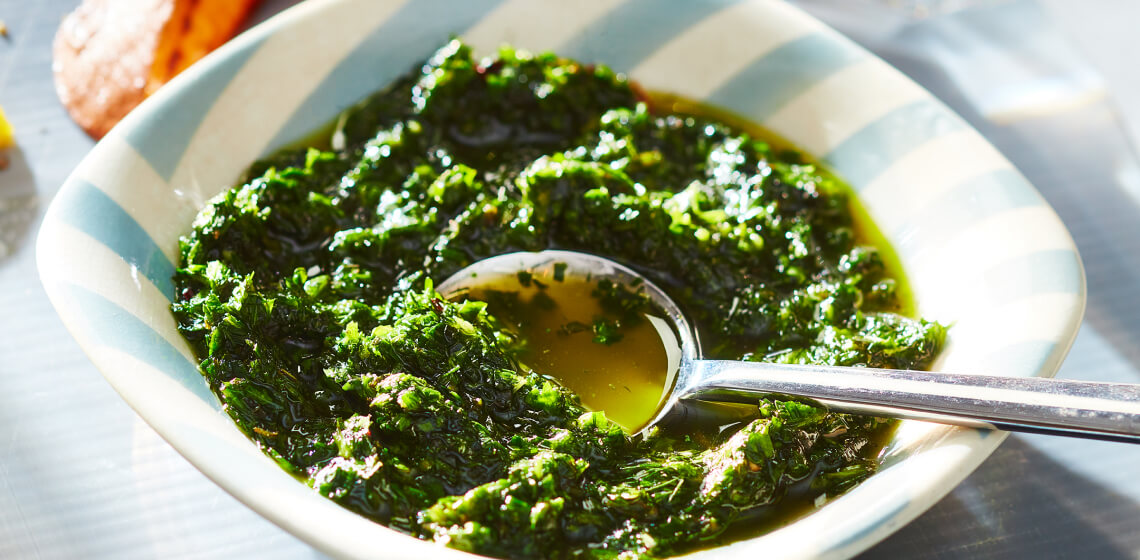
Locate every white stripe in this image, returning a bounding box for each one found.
[858,130,1011,234]
[629,2,820,99]
[937,293,1082,375]
[763,57,927,156]
[167,0,410,201]
[461,0,625,56]
[908,205,1075,290]
[907,207,1076,321]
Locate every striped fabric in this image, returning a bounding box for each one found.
[36,1,1085,559]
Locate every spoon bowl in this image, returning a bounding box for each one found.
[437,250,693,432]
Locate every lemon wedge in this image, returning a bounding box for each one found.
[0,105,13,149]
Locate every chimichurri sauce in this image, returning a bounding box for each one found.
[172,40,945,559]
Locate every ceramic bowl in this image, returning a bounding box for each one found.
[36,0,1085,558]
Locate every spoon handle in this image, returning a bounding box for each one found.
[684,361,1140,443]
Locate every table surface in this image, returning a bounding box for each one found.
[2,1,1139,558]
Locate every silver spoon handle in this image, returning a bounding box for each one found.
[684,360,1140,443]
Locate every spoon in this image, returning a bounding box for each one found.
[439,250,1140,443]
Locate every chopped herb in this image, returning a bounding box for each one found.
[591,317,624,345]
[172,40,944,559]
[558,321,591,337]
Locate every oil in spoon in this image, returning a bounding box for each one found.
[459,270,673,432]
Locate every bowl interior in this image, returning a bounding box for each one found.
[36,1,1084,559]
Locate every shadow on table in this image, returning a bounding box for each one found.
[0,145,41,266]
[861,435,1140,559]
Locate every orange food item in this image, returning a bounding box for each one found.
[53,0,262,138]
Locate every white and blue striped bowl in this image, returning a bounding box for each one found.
[36,0,1085,558]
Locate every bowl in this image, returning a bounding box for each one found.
[36,0,1085,558]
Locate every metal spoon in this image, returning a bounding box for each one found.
[439,250,1140,443]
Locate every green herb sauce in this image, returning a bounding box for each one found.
[172,40,945,559]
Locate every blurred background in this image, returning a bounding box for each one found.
[1,0,1138,558]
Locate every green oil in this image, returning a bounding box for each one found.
[463,274,671,432]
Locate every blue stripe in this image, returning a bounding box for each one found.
[825,100,965,190]
[54,179,176,300]
[263,0,506,155]
[124,35,267,181]
[984,249,1083,302]
[894,169,1042,256]
[66,284,218,407]
[558,0,740,73]
[981,340,1056,379]
[707,33,864,122]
